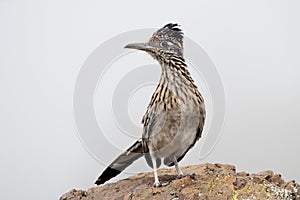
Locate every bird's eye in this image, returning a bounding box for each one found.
[160,41,173,47]
[160,41,168,47]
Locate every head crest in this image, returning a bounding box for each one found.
[163,23,183,37]
[151,23,184,48]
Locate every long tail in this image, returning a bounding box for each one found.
[95,139,144,185]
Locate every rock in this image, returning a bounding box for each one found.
[60,163,300,200]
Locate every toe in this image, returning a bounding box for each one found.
[177,174,184,179]
[177,173,196,179]
[161,181,170,186]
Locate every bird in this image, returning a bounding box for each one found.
[95,23,206,187]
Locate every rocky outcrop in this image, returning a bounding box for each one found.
[60,163,299,200]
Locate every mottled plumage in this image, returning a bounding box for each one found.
[95,23,205,186]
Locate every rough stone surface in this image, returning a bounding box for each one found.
[60,163,299,200]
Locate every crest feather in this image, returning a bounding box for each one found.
[151,23,184,47]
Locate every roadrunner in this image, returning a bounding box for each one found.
[95,23,205,187]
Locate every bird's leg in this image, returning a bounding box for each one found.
[174,157,195,179]
[151,156,161,187]
[151,156,170,187]
[174,157,184,176]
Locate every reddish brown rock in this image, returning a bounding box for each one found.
[60,163,299,200]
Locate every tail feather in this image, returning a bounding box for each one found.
[95,139,144,185]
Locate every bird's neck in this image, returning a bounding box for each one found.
[158,55,194,88]
[149,55,204,106]
[151,55,199,104]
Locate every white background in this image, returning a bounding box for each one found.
[1,1,299,199]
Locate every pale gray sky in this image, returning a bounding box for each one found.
[0,1,299,200]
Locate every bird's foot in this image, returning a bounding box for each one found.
[176,173,196,180]
[153,181,170,187]
[153,182,161,187]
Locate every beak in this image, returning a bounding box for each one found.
[124,43,153,52]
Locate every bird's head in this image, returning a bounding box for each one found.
[125,23,184,59]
